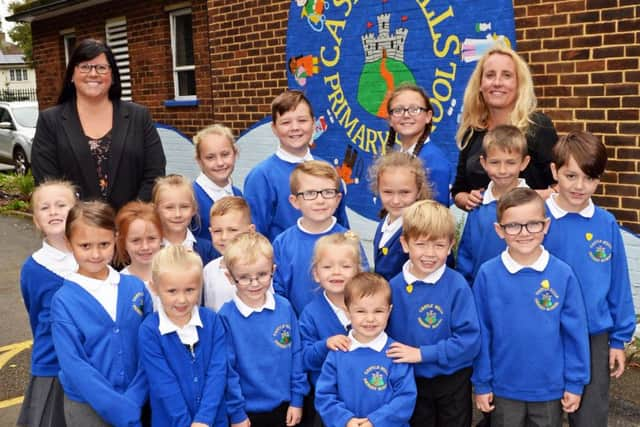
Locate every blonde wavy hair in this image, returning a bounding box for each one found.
[456,45,537,149]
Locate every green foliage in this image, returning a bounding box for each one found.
[8,1,33,64]
[0,172,33,213]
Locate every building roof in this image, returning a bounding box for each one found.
[7,0,111,23]
[0,53,26,65]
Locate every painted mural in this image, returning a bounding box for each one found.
[285,0,516,219]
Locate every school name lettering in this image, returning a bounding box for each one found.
[320,0,460,153]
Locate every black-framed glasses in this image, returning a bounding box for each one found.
[499,220,546,236]
[228,270,273,287]
[295,188,339,200]
[389,106,428,117]
[76,63,111,75]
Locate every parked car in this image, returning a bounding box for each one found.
[0,101,38,175]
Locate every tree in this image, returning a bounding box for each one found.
[8,0,33,64]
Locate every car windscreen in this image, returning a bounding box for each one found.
[13,107,38,128]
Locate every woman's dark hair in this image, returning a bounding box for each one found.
[57,38,122,104]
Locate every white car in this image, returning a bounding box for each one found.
[0,101,38,175]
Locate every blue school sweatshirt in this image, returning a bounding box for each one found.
[191,181,243,244]
[314,335,416,427]
[299,292,349,386]
[20,257,66,376]
[471,253,591,401]
[373,221,408,282]
[139,307,227,427]
[219,294,309,424]
[456,201,505,284]
[243,154,350,241]
[193,237,217,266]
[414,141,452,206]
[273,221,369,316]
[387,266,481,378]
[544,202,636,349]
[52,274,152,427]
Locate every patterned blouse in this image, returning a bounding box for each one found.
[87,132,112,198]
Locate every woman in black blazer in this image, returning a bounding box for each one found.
[32,38,166,210]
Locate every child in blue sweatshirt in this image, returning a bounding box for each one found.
[457,125,530,284]
[191,124,243,244]
[315,272,417,427]
[18,181,77,427]
[299,231,363,425]
[370,151,431,281]
[386,200,480,427]
[139,245,226,427]
[219,231,309,427]
[243,89,350,241]
[384,83,452,206]
[52,201,152,427]
[153,174,216,265]
[544,131,636,427]
[273,161,368,316]
[473,188,590,427]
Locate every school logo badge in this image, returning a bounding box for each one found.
[535,279,559,311]
[132,291,145,316]
[418,303,444,329]
[588,238,612,262]
[286,0,516,219]
[273,324,293,348]
[363,365,388,391]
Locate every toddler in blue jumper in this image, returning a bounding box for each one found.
[315,272,417,427]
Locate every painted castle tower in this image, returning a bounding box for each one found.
[361,13,408,63]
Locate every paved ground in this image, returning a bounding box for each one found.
[0,214,639,426]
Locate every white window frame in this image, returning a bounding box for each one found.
[62,31,76,65]
[169,8,196,100]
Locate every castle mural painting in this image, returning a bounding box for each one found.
[286,0,516,219]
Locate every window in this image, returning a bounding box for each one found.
[63,33,76,65]
[9,70,14,81]
[106,18,132,101]
[170,9,196,99]
[9,69,27,81]
[22,70,27,81]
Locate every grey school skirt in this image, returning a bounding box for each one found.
[17,375,66,427]
[62,395,109,427]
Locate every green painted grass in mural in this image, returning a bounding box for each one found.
[357,58,416,117]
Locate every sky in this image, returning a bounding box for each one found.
[0,0,16,42]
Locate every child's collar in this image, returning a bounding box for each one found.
[232,289,276,317]
[158,304,202,346]
[297,216,337,235]
[348,330,388,352]
[546,193,594,219]
[275,146,313,163]
[483,179,528,205]
[401,260,446,285]
[501,247,549,273]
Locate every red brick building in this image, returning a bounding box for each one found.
[10,0,640,231]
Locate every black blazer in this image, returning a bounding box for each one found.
[32,100,166,210]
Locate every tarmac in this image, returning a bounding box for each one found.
[0,214,638,426]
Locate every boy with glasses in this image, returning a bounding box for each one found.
[219,231,309,427]
[273,161,369,316]
[472,188,590,427]
[243,90,350,241]
[543,131,636,427]
[457,125,530,285]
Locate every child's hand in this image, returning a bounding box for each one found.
[475,392,495,413]
[346,418,369,427]
[326,334,351,351]
[456,189,484,211]
[561,391,581,413]
[609,348,626,378]
[231,419,251,427]
[191,423,208,427]
[359,420,373,427]
[386,342,422,363]
[286,405,302,426]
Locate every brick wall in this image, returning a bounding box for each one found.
[206,0,290,130]
[514,0,640,232]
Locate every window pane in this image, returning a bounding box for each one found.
[174,13,194,67]
[10,70,14,80]
[177,70,196,96]
[22,70,28,80]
